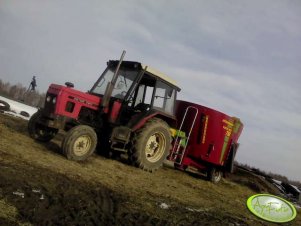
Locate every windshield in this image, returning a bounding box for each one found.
[91,67,139,100]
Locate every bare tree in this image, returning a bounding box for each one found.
[0,79,45,107]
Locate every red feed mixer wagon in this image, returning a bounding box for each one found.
[168,100,243,182]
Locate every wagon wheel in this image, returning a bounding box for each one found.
[207,167,222,183]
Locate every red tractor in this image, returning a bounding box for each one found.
[28,51,180,172]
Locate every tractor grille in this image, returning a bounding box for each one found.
[43,93,57,115]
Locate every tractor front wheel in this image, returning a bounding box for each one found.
[62,125,97,161]
[28,111,58,142]
[130,118,171,172]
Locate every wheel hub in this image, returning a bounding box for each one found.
[146,135,158,155]
[213,170,222,182]
[145,132,166,163]
[73,135,92,156]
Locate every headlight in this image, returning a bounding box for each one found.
[52,97,56,104]
[46,96,51,102]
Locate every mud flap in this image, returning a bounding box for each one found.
[225,143,238,173]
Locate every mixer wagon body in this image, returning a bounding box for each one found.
[169,100,243,182]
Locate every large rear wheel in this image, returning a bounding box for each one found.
[62,125,97,161]
[130,118,171,172]
[28,111,58,142]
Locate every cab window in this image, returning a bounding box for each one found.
[153,81,175,115]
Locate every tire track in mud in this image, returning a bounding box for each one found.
[0,160,170,226]
[0,159,252,226]
[0,161,114,225]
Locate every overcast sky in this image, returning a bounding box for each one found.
[1,0,300,181]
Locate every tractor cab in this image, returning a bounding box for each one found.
[90,60,180,126]
[89,60,180,156]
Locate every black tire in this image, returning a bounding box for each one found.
[95,132,111,158]
[0,100,10,111]
[28,111,58,142]
[130,118,171,172]
[62,125,97,161]
[207,167,222,183]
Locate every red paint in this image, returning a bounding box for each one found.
[131,112,159,131]
[172,100,243,171]
[47,84,101,119]
[109,100,122,123]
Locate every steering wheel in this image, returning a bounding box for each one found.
[134,103,150,112]
[114,91,127,99]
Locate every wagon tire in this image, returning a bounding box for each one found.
[130,118,171,172]
[28,111,58,142]
[207,167,222,183]
[62,125,97,161]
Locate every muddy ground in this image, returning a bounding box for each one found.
[0,113,300,225]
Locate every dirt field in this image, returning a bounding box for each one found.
[0,113,300,225]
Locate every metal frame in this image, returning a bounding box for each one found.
[171,106,198,164]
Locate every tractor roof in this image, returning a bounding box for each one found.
[141,64,180,90]
[108,60,180,91]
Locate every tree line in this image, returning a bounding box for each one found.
[0,79,45,107]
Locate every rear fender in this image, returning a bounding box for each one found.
[128,110,176,131]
